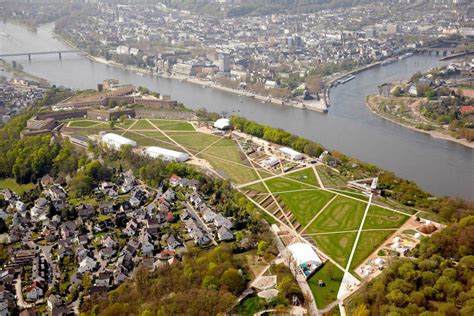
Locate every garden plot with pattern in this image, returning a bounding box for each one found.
[241,165,413,308]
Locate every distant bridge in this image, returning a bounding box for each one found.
[0,50,83,60]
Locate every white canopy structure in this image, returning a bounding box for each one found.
[287,242,322,278]
[145,146,189,162]
[102,133,136,150]
[279,147,304,160]
[213,118,230,130]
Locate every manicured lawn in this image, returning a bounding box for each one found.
[149,119,195,131]
[306,196,367,233]
[276,190,335,227]
[129,119,155,130]
[242,182,268,193]
[363,205,410,229]
[201,153,260,184]
[350,230,396,270]
[309,262,344,309]
[166,132,221,152]
[68,120,106,128]
[265,177,314,193]
[0,178,35,194]
[199,138,246,164]
[313,232,357,267]
[116,119,135,128]
[284,167,319,186]
[121,131,179,149]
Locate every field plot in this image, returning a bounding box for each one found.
[316,165,347,188]
[203,155,259,184]
[165,132,221,152]
[308,262,344,309]
[313,232,357,267]
[283,167,319,186]
[305,196,366,234]
[121,131,179,150]
[364,205,409,229]
[349,230,396,270]
[277,190,335,227]
[149,119,195,131]
[129,119,155,130]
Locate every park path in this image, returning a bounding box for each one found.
[344,193,373,274]
[236,140,296,230]
[312,165,325,188]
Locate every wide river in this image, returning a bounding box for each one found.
[1,22,473,200]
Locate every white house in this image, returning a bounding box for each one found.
[78,257,97,274]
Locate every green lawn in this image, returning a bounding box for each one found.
[265,177,314,193]
[68,120,106,128]
[276,190,335,227]
[313,232,357,267]
[305,196,367,233]
[199,138,246,163]
[350,230,396,270]
[363,205,410,229]
[121,131,179,149]
[201,153,260,184]
[309,262,344,309]
[151,120,195,131]
[129,119,155,130]
[283,167,319,186]
[166,132,221,152]
[330,189,370,202]
[242,182,268,193]
[0,178,35,194]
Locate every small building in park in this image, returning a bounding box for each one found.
[287,242,323,279]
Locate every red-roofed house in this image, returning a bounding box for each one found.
[460,105,474,114]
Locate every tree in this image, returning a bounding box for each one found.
[353,304,370,316]
[220,268,245,295]
[257,240,268,257]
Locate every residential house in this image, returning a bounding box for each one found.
[217,226,234,241]
[214,214,233,229]
[78,257,97,274]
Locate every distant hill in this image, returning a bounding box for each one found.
[154,0,375,17]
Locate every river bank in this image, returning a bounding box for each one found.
[0,59,49,86]
[53,31,328,113]
[365,95,473,149]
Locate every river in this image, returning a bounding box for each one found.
[1,22,472,200]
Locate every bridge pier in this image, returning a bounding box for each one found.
[58,52,62,60]
[28,54,31,61]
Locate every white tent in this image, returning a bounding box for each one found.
[102,133,136,150]
[287,242,322,278]
[145,146,189,162]
[213,118,230,130]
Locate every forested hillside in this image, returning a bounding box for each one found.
[348,215,474,315]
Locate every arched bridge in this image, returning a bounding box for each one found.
[0,50,83,60]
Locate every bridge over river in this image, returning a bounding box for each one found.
[0,50,82,60]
